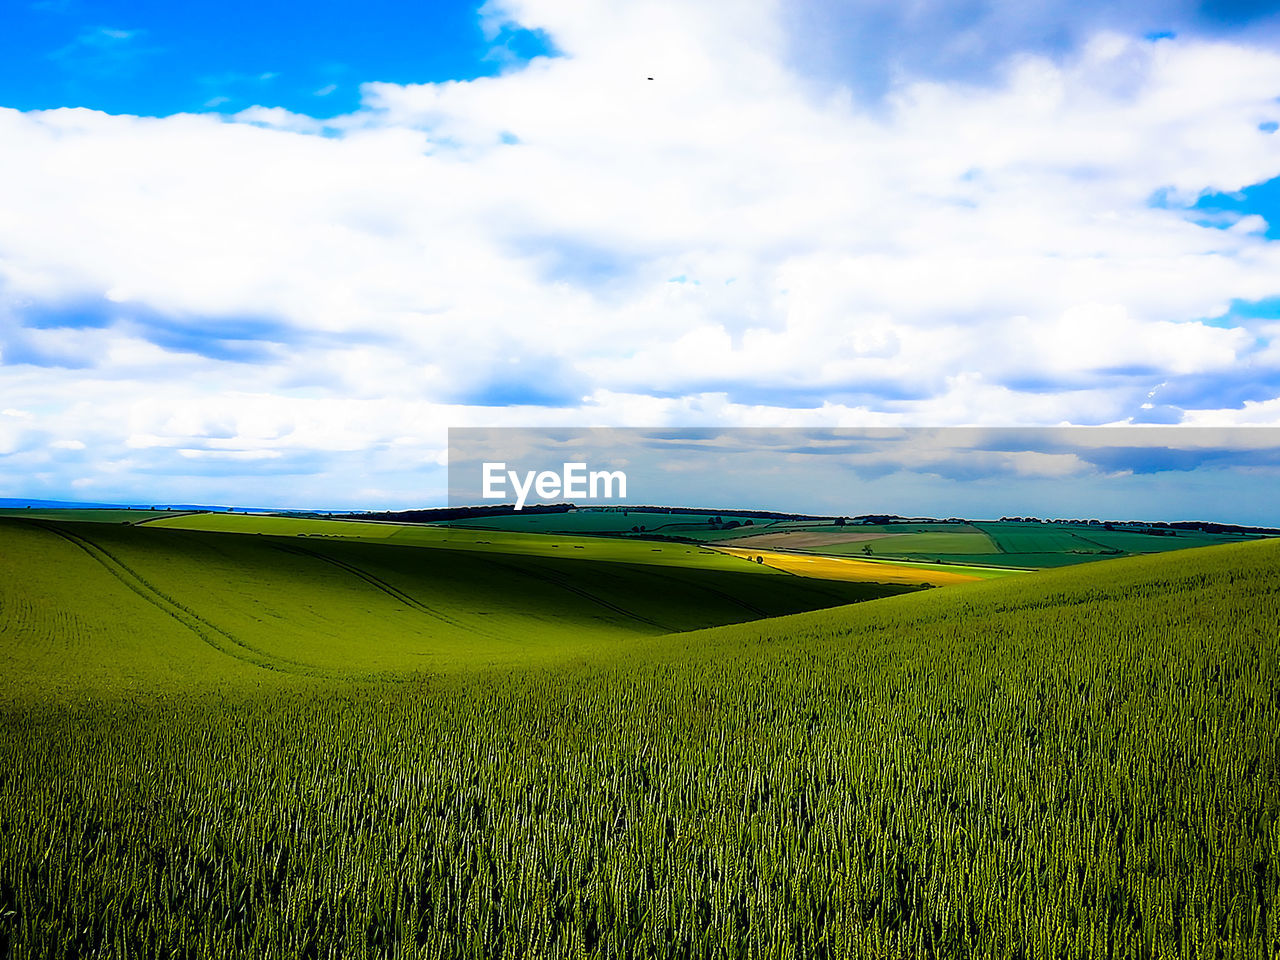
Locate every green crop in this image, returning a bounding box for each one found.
[0,522,1276,958]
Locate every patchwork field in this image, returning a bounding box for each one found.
[424,510,1270,570]
[715,518,1266,568]
[713,530,896,550]
[145,511,805,573]
[1,513,1276,957]
[0,517,910,696]
[0,507,180,523]
[711,546,1020,584]
[436,510,773,536]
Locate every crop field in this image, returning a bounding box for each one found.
[440,510,772,536]
[824,531,1000,556]
[720,520,1267,569]
[145,512,407,538]
[0,513,1276,957]
[146,512,806,574]
[710,546,1020,584]
[963,522,1261,568]
[0,518,902,695]
[138,511,1273,571]
[0,507,179,524]
[712,531,894,551]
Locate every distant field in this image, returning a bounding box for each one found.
[713,530,894,550]
[440,510,774,536]
[0,507,178,523]
[967,521,1262,567]
[0,517,910,696]
[719,519,1266,569]
[147,511,405,538]
[147,512,800,574]
[826,531,1000,556]
[1,528,1275,956]
[712,546,1021,584]
[24,510,1273,575]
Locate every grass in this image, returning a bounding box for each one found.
[0,507,179,524]
[146,512,407,539]
[0,520,1276,956]
[710,546,1022,584]
[439,510,771,536]
[145,512,794,573]
[825,531,999,556]
[971,521,1254,559]
[0,518,909,697]
[143,512,1273,572]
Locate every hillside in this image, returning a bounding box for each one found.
[0,517,909,698]
[0,531,1275,956]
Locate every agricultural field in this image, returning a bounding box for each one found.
[0,517,903,695]
[754,530,1000,557]
[145,512,806,575]
[138,510,1275,571]
[965,522,1263,568]
[711,546,1021,584]
[0,512,1276,957]
[0,507,180,524]
[438,509,775,536]
[713,519,1269,569]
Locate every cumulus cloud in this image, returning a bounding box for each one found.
[2,0,1280,504]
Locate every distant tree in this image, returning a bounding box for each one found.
[862,545,872,555]
[834,517,846,526]
[743,519,753,526]
[755,556,763,564]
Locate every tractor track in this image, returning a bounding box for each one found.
[20,520,315,674]
[476,555,672,631]
[272,543,505,640]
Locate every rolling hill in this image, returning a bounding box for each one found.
[0,519,1275,957]
[0,517,911,697]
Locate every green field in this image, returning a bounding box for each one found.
[0,518,902,695]
[963,522,1262,568]
[439,510,775,536]
[145,511,407,538]
[827,531,999,556]
[721,519,1267,569]
[145,512,811,574]
[127,510,1276,572]
[1,514,1276,957]
[0,507,180,524]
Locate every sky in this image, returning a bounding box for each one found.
[448,428,1280,526]
[3,0,1280,513]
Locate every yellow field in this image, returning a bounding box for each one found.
[713,546,987,585]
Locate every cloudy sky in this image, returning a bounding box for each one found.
[448,427,1280,524]
[3,0,1280,509]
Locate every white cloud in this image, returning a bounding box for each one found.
[3,2,1280,504]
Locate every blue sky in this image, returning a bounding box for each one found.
[448,428,1280,525]
[2,1,1280,514]
[1,1,555,117]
